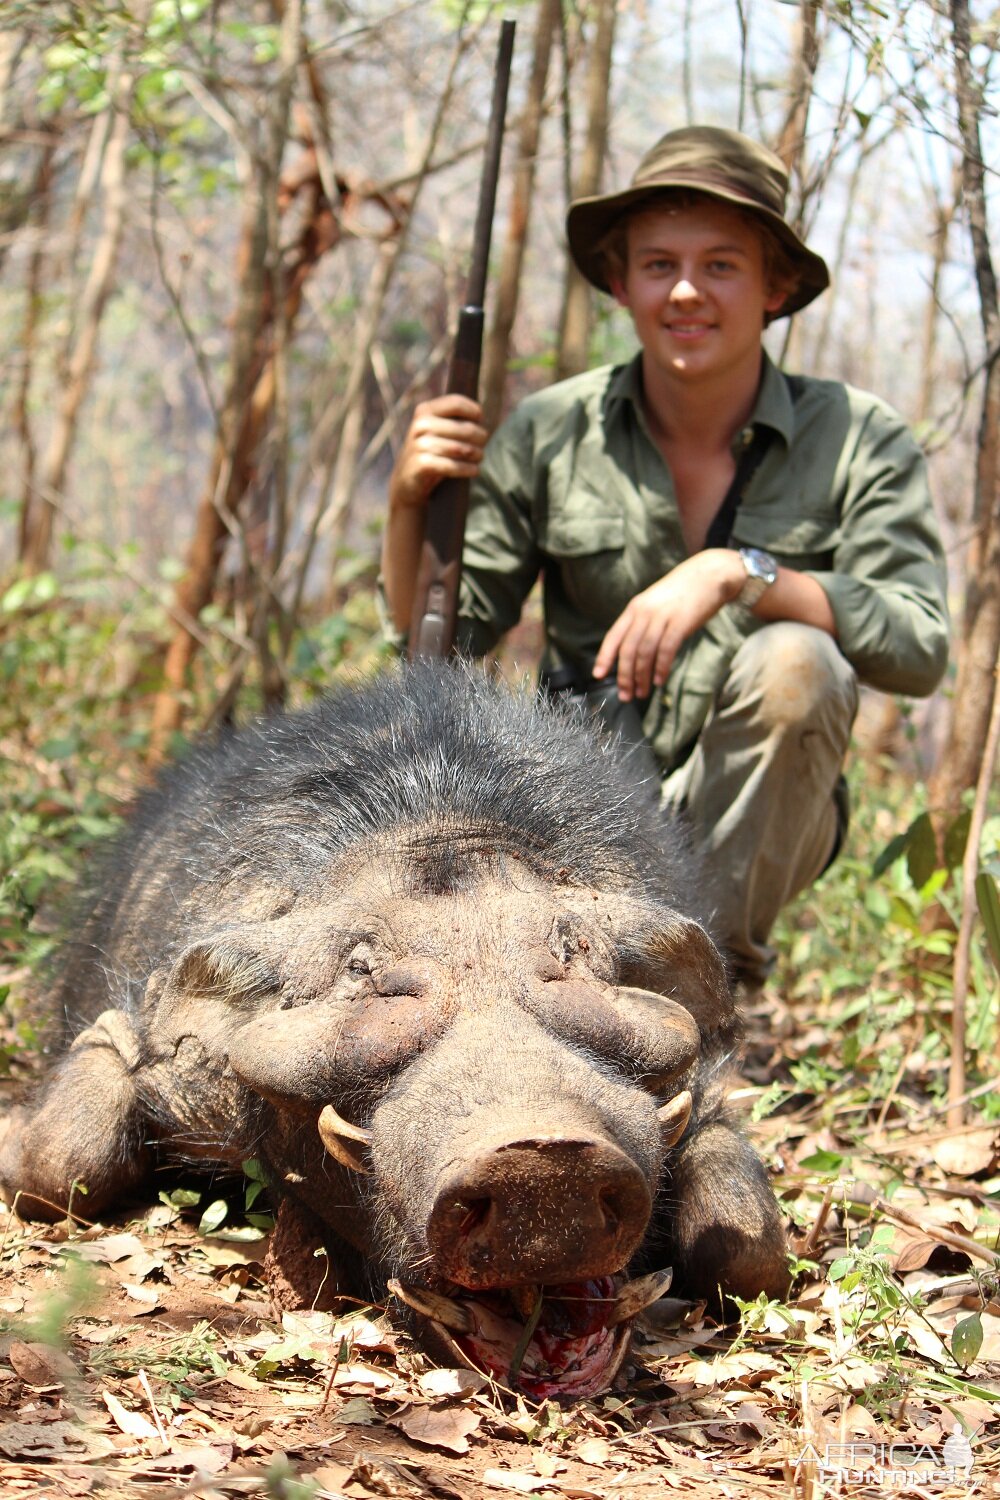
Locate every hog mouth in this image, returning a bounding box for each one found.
[389,1267,671,1401]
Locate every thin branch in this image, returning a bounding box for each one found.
[948,648,1000,1128]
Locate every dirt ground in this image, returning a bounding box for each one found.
[4,997,1000,1500]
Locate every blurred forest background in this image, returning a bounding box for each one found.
[0,0,998,1106]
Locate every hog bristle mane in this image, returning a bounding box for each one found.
[52,663,713,1035]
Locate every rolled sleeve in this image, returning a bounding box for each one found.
[805,403,949,696]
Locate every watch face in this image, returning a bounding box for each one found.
[740,548,779,586]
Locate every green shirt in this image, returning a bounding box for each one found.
[452,351,948,774]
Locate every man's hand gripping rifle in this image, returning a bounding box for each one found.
[408,19,515,661]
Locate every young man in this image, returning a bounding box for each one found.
[382,126,948,987]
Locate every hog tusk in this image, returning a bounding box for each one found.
[607,1266,674,1328]
[657,1089,692,1149]
[387,1278,474,1335]
[318,1103,372,1174]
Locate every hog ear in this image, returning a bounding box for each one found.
[619,914,736,1039]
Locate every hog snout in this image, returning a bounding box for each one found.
[426,1135,652,1289]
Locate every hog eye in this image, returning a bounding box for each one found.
[345,946,374,978]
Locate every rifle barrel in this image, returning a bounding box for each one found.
[466,17,516,310]
[408,18,515,663]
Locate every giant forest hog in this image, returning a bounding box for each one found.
[0,664,787,1399]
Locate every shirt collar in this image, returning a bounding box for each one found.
[605,348,795,447]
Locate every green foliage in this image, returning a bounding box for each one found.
[774,758,999,1070]
[94,1318,230,1395]
[0,548,382,1069]
[0,569,149,1020]
[977,873,1000,975]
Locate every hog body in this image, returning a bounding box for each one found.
[0,665,787,1398]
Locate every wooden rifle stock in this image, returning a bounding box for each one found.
[409,18,515,661]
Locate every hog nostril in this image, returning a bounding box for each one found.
[599,1188,623,1234]
[457,1197,492,1239]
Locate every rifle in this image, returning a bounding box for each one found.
[408,18,515,661]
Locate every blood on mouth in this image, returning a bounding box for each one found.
[391,1268,672,1401]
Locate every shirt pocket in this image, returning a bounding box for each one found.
[542,508,630,626]
[730,509,840,570]
[544,510,626,558]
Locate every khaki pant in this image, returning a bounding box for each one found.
[661,622,859,987]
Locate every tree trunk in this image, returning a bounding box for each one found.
[774,0,821,194]
[928,0,1000,824]
[555,0,617,382]
[916,164,962,428]
[14,136,56,564]
[148,0,304,758]
[481,0,559,430]
[23,93,133,571]
[147,143,341,759]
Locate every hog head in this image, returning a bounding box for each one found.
[207,830,725,1400]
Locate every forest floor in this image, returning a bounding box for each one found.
[2,989,999,1500]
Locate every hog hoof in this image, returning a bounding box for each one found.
[0,1010,149,1221]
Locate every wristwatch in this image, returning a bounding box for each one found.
[736,547,779,609]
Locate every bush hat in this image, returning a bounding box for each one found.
[566,125,830,319]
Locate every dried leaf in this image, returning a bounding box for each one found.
[336,1362,399,1393]
[130,1443,232,1477]
[333,1313,397,1353]
[7,1340,75,1387]
[350,1454,428,1496]
[122,1283,162,1313]
[118,1249,165,1281]
[335,1397,379,1425]
[102,1389,160,1441]
[416,1367,486,1399]
[574,1437,612,1466]
[310,1462,354,1493]
[724,1401,773,1436]
[533,1451,565,1478]
[483,1471,553,1494]
[200,1239,264,1268]
[931,1130,996,1178]
[392,1405,482,1453]
[892,1235,939,1273]
[69,1232,145,1263]
[0,1420,117,1460]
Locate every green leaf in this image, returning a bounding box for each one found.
[905,812,937,890]
[198,1198,228,1234]
[160,1187,201,1208]
[977,872,1000,974]
[873,830,910,878]
[951,1312,983,1368]
[944,808,972,869]
[2,577,37,613]
[800,1148,846,1175]
[244,1212,274,1231]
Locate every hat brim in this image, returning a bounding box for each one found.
[566,179,830,319]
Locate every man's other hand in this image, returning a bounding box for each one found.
[592,550,745,702]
